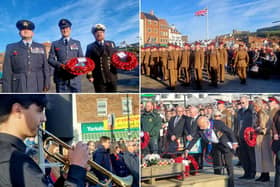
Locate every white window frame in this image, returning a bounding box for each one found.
[97,99,107,117]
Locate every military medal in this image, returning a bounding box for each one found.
[70,43,78,50]
[31,47,44,54]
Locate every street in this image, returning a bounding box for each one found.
[0,66,139,93]
[141,72,280,93]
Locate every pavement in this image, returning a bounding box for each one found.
[141,157,275,187]
[141,72,280,93]
[0,66,139,93]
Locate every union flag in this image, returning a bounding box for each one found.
[195,8,208,16]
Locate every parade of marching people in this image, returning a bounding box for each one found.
[141,0,280,92]
[141,41,280,91]
[141,93,280,187]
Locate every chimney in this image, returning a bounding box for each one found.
[150,10,154,15]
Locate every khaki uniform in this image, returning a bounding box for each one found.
[218,48,228,82]
[167,50,177,88]
[234,49,249,82]
[192,49,204,89]
[159,50,168,80]
[143,50,151,76]
[174,50,180,79]
[150,50,159,78]
[207,49,220,85]
[180,49,190,84]
[205,49,211,80]
[255,110,274,172]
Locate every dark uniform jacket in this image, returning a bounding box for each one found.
[2,41,50,92]
[86,41,117,84]
[0,133,86,187]
[141,111,162,139]
[123,151,139,187]
[185,120,237,153]
[48,38,83,83]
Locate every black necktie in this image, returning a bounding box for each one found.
[98,41,104,48]
[174,116,179,127]
[64,39,68,46]
[26,43,30,48]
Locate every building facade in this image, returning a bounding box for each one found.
[76,94,140,141]
[169,25,184,47]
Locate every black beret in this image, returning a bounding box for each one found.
[16,20,35,31]
[58,19,72,29]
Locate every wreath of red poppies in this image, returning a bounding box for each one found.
[244,127,257,147]
[187,155,199,175]
[111,51,138,71]
[141,132,150,149]
[65,57,95,75]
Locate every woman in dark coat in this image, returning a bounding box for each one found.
[110,143,130,177]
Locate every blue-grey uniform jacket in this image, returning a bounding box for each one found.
[2,41,50,92]
[48,38,83,83]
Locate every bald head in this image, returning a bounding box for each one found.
[197,116,209,130]
[145,102,153,112]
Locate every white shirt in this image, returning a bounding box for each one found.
[204,122,219,143]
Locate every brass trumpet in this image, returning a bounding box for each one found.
[39,128,133,187]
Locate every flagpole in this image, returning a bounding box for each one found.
[206,7,209,40]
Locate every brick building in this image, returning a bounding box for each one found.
[76,94,140,141]
[140,10,169,46]
[158,19,169,45]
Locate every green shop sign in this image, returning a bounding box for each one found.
[81,122,104,133]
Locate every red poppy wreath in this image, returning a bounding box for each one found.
[111,51,138,71]
[65,57,95,75]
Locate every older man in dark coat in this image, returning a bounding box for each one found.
[167,105,192,152]
[185,116,238,187]
[234,96,256,179]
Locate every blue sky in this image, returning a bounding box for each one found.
[0,0,139,52]
[141,0,280,42]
